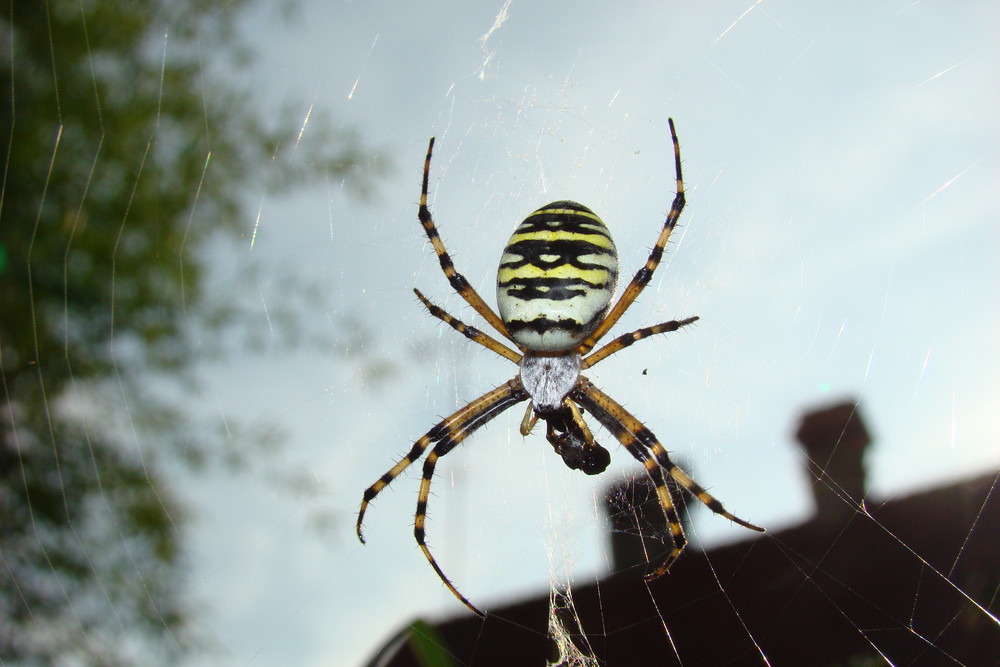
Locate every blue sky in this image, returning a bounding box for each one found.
[177,2,999,663]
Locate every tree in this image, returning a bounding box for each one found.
[0,1,379,662]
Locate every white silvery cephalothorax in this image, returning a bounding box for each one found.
[518,353,581,413]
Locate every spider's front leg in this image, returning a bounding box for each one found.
[572,376,764,579]
[357,378,529,616]
[356,379,528,545]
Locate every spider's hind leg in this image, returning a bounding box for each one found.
[417,137,513,342]
[578,118,687,354]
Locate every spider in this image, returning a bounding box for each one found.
[356,119,763,616]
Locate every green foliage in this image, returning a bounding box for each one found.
[0,0,380,662]
[408,620,457,667]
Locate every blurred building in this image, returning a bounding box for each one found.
[366,400,1000,666]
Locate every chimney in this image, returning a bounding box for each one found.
[604,470,689,575]
[795,399,871,525]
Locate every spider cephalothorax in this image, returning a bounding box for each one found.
[356,119,763,616]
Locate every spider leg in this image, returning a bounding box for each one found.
[357,378,528,616]
[582,316,699,370]
[519,402,538,436]
[572,376,763,579]
[415,445,482,615]
[418,137,515,343]
[413,379,529,616]
[414,288,522,364]
[357,378,527,544]
[578,118,686,354]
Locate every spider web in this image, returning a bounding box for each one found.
[2,1,998,665]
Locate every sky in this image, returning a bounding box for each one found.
[169,1,999,664]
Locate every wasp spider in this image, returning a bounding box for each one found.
[356,119,763,616]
